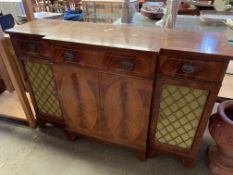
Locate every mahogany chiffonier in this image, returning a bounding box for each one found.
[6,20,233,166]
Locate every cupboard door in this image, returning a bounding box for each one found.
[23,60,63,124]
[148,73,222,161]
[53,64,101,137]
[154,83,209,149]
[100,73,153,150]
[148,77,222,166]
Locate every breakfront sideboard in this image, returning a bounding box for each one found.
[7,20,233,167]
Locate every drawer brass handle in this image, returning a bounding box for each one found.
[64,51,74,61]
[181,64,195,74]
[28,43,37,52]
[122,59,134,71]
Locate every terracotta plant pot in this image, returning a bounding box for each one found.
[208,101,233,175]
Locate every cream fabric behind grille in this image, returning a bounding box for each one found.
[155,84,209,149]
[25,61,62,118]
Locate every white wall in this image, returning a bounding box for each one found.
[0,0,25,19]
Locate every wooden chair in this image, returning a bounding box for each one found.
[33,0,82,12]
[68,0,82,10]
[33,0,53,12]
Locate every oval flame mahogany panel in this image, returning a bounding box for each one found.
[101,74,153,144]
[53,65,100,134]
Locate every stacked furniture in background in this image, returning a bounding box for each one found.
[32,0,82,13]
[83,0,138,23]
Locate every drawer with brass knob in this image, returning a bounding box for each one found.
[50,42,156,78]
[158,56,226,82]
[11,37,50,59]
[107,53,155,78]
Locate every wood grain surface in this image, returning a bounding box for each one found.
[7,22,232,163]
[6,20,233,58]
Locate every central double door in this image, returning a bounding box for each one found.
[52,64,153,151]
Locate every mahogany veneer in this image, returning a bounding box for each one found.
[6,20,233,166]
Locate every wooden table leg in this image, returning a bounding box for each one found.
[0,27,36,128]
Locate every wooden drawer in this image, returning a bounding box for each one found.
[11,37,50,59]
[51,43,156,78]
[51,45,106,69]
[106,52,155,78]
[159,55,226,82]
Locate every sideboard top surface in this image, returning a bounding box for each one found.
[7,20,233,58]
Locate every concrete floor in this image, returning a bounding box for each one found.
[0,119,214,175]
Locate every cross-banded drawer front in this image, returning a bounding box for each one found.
[50,43,156,78]
[51,45,107,69]
[155,84,209,149]
[107,53,155,78]
[12,37,50,59]
[159,56,226,82]
[24,61,62,118]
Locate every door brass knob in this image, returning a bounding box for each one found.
[64,51,74,61]
[28,43,37,52]
[181,64,195,74]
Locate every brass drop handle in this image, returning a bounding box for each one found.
[181,64,195,74]
[122,59,134,71]
[64,51,74,61]
[28,43,37,52]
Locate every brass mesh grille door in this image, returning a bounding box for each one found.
[155,84,209,149]
[24,61,62,118]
